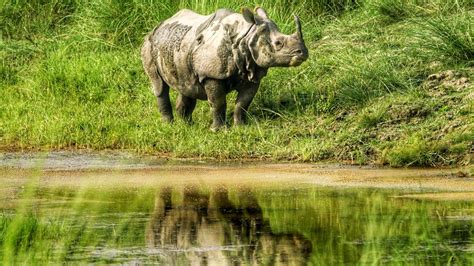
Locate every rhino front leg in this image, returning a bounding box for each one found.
[234,83,259,126]
[204,79,227,131]
[176,94,197,123]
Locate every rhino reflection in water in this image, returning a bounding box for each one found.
[146,187,312,265]
[141,7,308,131]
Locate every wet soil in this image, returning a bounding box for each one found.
[0,151,472,195]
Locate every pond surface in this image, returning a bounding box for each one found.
[0,154,473,264]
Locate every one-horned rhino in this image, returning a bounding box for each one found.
[141,7,308,131]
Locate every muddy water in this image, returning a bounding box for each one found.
[0,153,473,264]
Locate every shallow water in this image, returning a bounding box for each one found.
[0,155,473,264]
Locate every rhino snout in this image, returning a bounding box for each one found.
[289,47,309,66]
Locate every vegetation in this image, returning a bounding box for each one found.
[1,0,472,166]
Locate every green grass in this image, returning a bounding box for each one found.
[1,0,473,166]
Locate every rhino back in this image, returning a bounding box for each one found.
[150,9,255,99]
[191,12,259,83]
[191,10,241,81]
[151,10,208,98]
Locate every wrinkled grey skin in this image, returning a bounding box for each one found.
[141,7,308,131]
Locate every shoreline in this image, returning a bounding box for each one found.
[1,150,471,170]
[1,151,472,194]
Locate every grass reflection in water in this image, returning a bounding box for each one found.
[0,177,473,264]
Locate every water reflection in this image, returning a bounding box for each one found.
[147,187,312,265]
[0,181,472,264]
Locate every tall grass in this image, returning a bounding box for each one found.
[416,12,473,63]
[0,0,77,40]
[1,0,359,45]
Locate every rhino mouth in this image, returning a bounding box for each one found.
[288,48,308,66]
[289,54,307,66]
[289,57,303,66]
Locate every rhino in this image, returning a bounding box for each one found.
[141,7,308,131]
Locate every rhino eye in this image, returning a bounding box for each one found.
[274,40,283,50]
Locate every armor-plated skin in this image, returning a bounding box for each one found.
[141,7,308,131]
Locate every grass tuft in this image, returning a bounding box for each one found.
[377,0,416,22]
[385,136,446,167]
[416,12,473,63]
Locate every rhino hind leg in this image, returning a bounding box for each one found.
[148,70,173,123]
[176,94,197,123]
[154,81,173,123]
[141,38,173,123]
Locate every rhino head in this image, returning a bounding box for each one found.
[243,7,309,68]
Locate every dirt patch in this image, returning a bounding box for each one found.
[424,70,471,97]
[1,152,472,192]
[1,164,472,192]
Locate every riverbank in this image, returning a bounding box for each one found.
[1,1,472,166]
[1,151,473,191]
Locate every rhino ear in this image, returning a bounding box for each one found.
[242,7,265,25]
[254,7,268,19]
[241,8,255,24]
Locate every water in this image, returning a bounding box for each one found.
[0,161,473,264]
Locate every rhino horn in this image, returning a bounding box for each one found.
[294,15,303,40]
